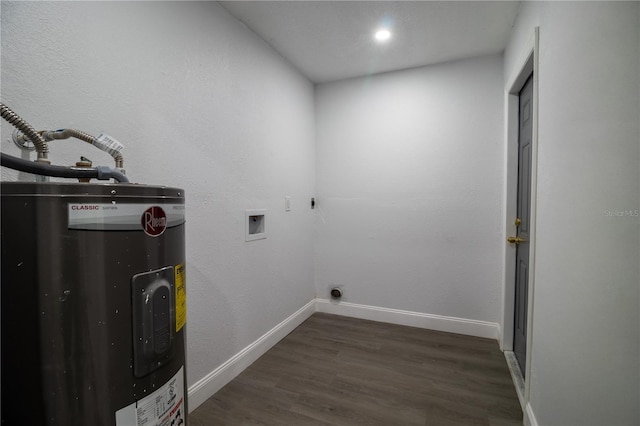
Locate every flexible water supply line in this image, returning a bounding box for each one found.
[45,129,124,170]
[15,128,125,170]
[0,103,49,162]
[1,101,128,183]
[0,152,129,183]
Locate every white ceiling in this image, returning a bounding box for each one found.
[219,1,521,84]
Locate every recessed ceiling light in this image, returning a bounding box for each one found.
[374,29,391,42]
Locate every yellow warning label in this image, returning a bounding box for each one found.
[175,263,186,332]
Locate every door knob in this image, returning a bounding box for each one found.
[507,236,527,244]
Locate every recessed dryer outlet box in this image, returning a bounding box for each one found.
[245,209,266,241]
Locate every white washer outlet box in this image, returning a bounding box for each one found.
[245,209,266,241]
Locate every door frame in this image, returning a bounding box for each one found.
[501,27,539,408]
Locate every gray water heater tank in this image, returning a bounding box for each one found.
[1,182,187,426]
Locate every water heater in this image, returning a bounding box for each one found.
[1,182,187,425]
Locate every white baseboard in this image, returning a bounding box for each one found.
[504,351,526,409]
[524,402,538,426]
[315,299,499,340]
[187,299,316,413]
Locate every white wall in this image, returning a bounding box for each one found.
[1,0,316,397]
[5,2,637,423]
[505,2,640,425]
[315,55,504,326]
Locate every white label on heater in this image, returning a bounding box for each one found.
[93,133,124,157]
[115,366,185,426]
[68,203,185,231]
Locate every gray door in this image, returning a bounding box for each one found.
[513,74,533,377]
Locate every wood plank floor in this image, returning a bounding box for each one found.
[189,313,523,426]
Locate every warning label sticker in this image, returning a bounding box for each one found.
[175,263,186,332]
[115,366,185,426]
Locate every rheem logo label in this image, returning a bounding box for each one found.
[142,206,167,237]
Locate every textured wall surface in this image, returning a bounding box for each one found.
[505,2,640,425]
[315,55,504,323]
[1,1,316,389]
[6,2,637,424]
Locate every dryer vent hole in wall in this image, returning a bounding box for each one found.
[330,287,342,299]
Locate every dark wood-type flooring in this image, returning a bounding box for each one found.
[189,313,523,426]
